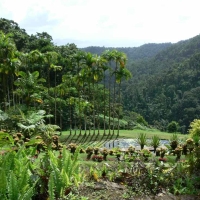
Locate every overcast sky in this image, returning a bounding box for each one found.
[0,0,200,48]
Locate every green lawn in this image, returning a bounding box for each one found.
[59,128,188,146]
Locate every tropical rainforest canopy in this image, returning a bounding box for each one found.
[1,18,200,133]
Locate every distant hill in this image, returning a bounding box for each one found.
[121,34,200,132]
[81,43,172,61]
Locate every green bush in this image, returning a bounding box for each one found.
[136,115,148,126]
[167,121,179,133]
[188,119,200,137]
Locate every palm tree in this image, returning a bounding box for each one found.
[43,51,59,123]
[98,55,109,135]
[43,51,59,92]
[101,50,114,135]
[93,55,106,135]
[50,65,62,125]
[72,50,85,135]
[14,71,46,108]
[0,31,20,110]
[61,73,73,134]
[115,67,132,136]
[84,52,97,134]
[28,50,45,73]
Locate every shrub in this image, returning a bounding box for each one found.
[137,133,147,149]
[150,135,160,153]
[189,119,200,137]
[167,121,179,133]
[136,115,148,126]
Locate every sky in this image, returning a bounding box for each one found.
[0,0,200,48]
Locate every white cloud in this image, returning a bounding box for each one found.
[0,0,200,47]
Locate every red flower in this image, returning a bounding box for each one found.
[159,157,167,162]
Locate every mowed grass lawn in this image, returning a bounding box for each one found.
[60,128,187,141]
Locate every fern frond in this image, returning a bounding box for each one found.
[48,150,58,166]
[50,161,63,197]
[20,186,34,200]
[18,164,29,190]
[8,171,19,200]
[0,169,7,195]
[0,132,14,147]
[2,151,16,173]
[48,173,55,200]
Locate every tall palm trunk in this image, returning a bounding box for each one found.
[96,83,100,135]
[92,80,96,135]
[103,72,106,135]
[88,82,91,135]
[74,97,77,135]
[48,66,51,124]
[69,99,72,135]
[112,62,118,135]
[54,70,57,125]
[117,80,121,137]
[2,74,7,111]
[12,75,16,108]
[108,68,112,135]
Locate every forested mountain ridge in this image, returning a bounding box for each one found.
[122,34,200,133]
[82,43,172,61]
[1,17,200,133]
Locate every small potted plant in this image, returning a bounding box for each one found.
[109,149,114,156]
[128,146,135,156]
[101,148,109,161]
[186,138,194,153]
[182,144,187,155]
[156,148,161,156]
[170,133,179,150]
[174,146,182,161]
[160,147,167,158]
[94,147,100,155]
[86,146,94,160]
[52,135,59,149]
[141,148,151,161]
[68,143,77,154]
[170,140,178,151]
[116,151,121,161]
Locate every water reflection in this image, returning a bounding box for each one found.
[103,139,169,149]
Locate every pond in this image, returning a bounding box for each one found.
[103,138,170,149]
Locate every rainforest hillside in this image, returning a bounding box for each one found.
[82,43,172,61]
[122,34,200,133]
[1,18,200,133]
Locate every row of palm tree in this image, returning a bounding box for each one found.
[0,31,131,137]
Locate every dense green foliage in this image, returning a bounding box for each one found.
[82,43,172,61]
[0,18,133,135]
[81,35,200,133]
[121,35,200,132]
[1,17,200,199]
[1,17,200,134]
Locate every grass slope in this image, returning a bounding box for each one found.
[59,128,187,146]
